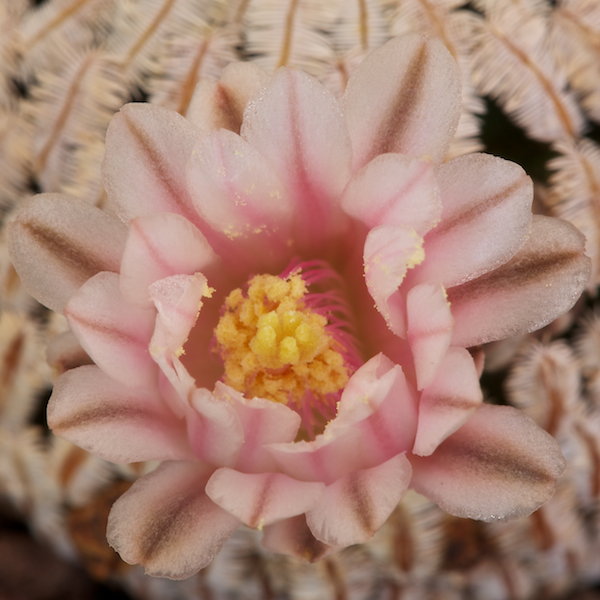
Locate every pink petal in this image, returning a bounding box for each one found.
[413,153,533,288]
[240,67,352,254]
[341,154,440,234]
[306,453,412,546]
[103,103,201,226]
[214,383,300,473]
[188,129,293,233]
[448,215,592,347]
[261,515,337,562]
[409,404,566,521]
[363,224,425,336]
[158,367,191,420]
[268,427,364,486]
[48,365,192,463]
[120,213,217,308]
[64,272,157,390]
[412,347,482,457]
[107,461,239,579]
[344,34,461,170]
[334,354,418,463]
[206,469,325,528]
[269,354,418,483]
[186,128,295,271]
[186,386,244,467]
[186,62,269,133]
[7,193,126,312]
[406,282,454,390]
[149,273,213,414]
[149,272,211,360]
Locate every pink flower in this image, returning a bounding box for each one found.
[9,35,590,579]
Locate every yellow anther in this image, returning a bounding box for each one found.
[279,336,300,364]
[257,311,281,334]
[263,278,289,303]
[214,272,350,406]
[250,324,277,357]
[294,322,318,356]
[281,311,303,336]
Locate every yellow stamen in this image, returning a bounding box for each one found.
[214,273,349,405]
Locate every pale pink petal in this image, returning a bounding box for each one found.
[158,367,191,420]
[206,469,325,528]
[149,273,213,415]
[48,365,192,463]
[344,35,461,170]
[448,215,592,347]
[409,404,566,521]
[363,224,425,336]
[412,347,482,457]
[120,213,217,308]
[341,154,440,234]
[188,129,293,234]
[241,67,352,253]
[186,128,295,271]
[261,515,338,562]
[186,387,244,467]
[153,359,197,421]
[268,427,364,486]
[306,453,411,546]
[406,282,454,390]
[413,153,533,288]
[8,193,126,312]
[103,103,201,226]
[213,383,300,473]
[107,461,239,579]
[334,354,418,463]
[186,62,269,133]
[65,272,157,390]
[270,354,418,483]
[149,273,212,359]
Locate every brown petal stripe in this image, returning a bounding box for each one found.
[429,396,480,411]
[215,81,243,133]
[346,472,376,537]
[133,478,235,578]
[65,311,148,349]
[123,111,198,223]
[137,488,200,564]
[21,219,114,281]
[443,435,557,486]
[447,247,584,304]
[370,41,428,159]
[51,403,156,433]
[433,175,530,236]
[289,516,330,562]
[248,474,275,529]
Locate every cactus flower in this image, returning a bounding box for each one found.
[8,35,589,579]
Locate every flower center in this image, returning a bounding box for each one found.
[214,262,361,438]
[215,272,349,402]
